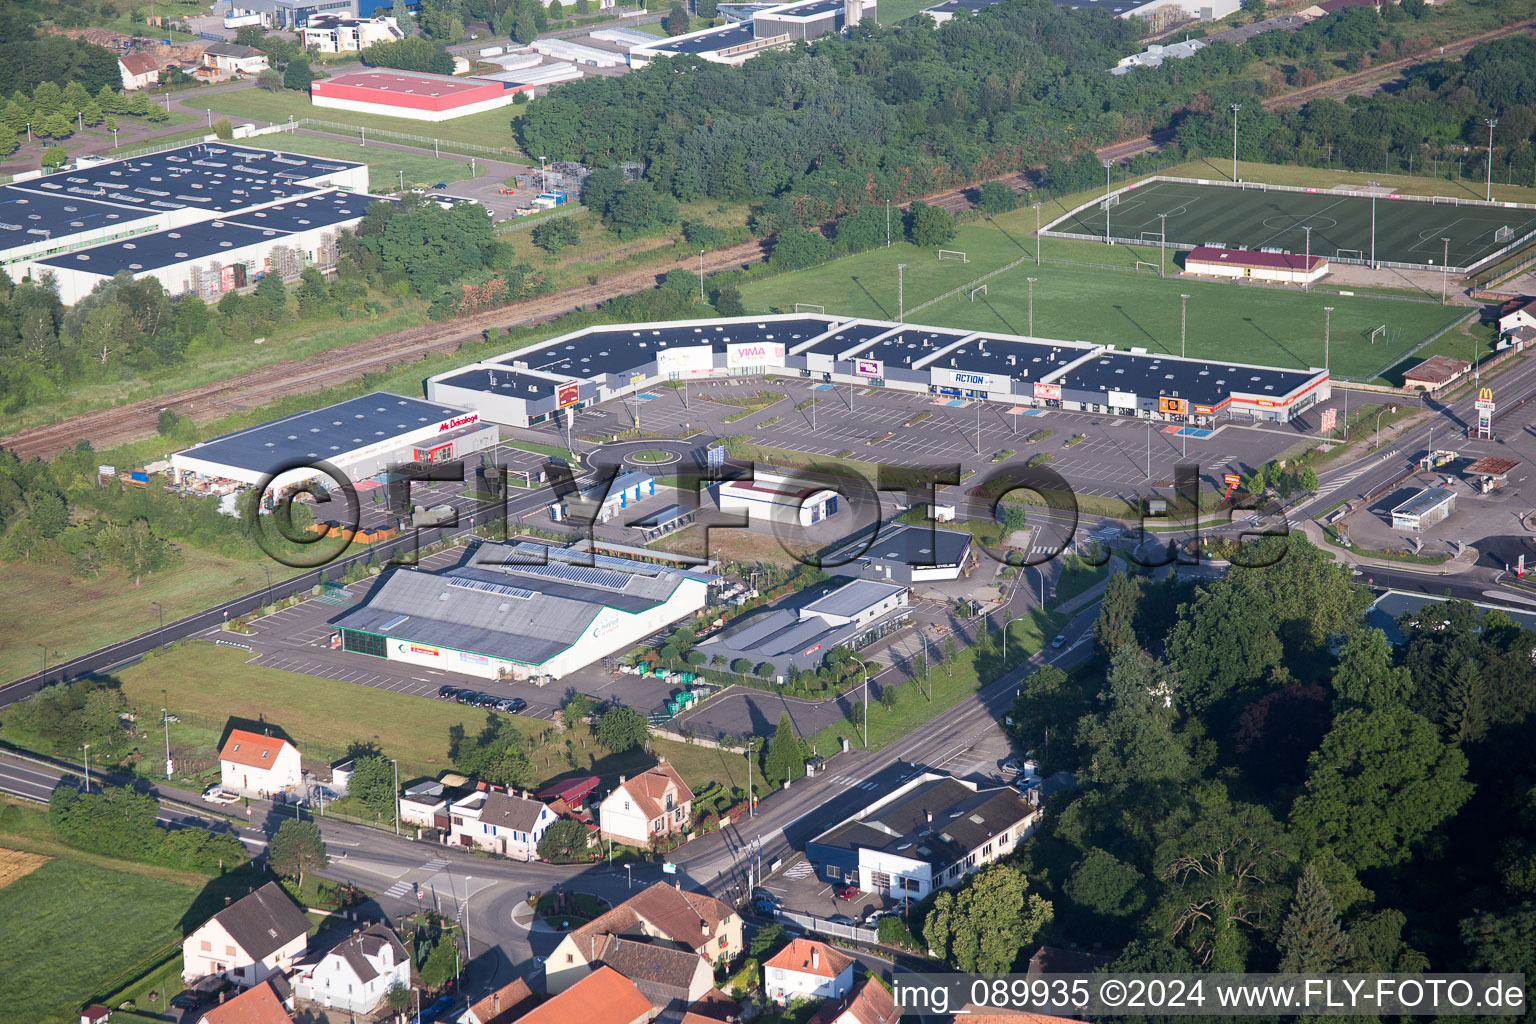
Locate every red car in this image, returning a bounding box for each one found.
[835,885,861,900]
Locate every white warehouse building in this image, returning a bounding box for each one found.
[717,470,842,528]
[330,541,716,682]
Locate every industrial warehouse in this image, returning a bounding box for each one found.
[427,314,1331,427]
[310,69,520,120]
[330,541,716,681]
[1,143,367,280]
[630,0,876,65]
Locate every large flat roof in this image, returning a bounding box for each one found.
[659,22,757,52]
[795,321,891,357]
[842,524,972,569]
[0,185,159,243]
[861,327,973,369]
[930,335,1092,382]
[173,392,467,476]
[12,143,365,218]
[437,366,573,402]
[223,189,378,232]
[317,68,502,96]
[1052,350,1320,406]
[502,318,836,380]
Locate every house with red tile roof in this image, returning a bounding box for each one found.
[510,966,654,1024]
[194,977,293,1024]
[460,977,539,1024]
[763,939,854,1005]
[219,730,301,799]
[118,53,161,90]
[805,977,899,1024]
[546,882,741,993]
[599,762,693,848]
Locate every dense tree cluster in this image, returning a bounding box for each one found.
[450,716,536,788]
[1000,533,1536,985]
[360,35,457,75]
[49,783,248,873]
[0,9,120,100]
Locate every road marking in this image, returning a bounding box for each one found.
[384,881,414,899]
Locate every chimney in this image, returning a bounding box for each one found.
[924,808,932,823]
[812,947,820,971]
[674,880,681,891]
[494,993,502,1015]
[225,896,232,907]
[619,774,626,784]
[701,919,709,936]
[353,928,361,944]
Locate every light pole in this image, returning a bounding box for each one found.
[1033,201,1042,266]
[625,863,633,889]
[1230,103,1241,182]
[391,758,399,835]
[1102,159,1113,243]
[1158,212,1168,277]
[860,663,869,747]
[82,744,90,793]
[699,249,705,300]
[1323,306,1334,372]
[1375,408,1386,451]
[1368,180,1379,268]
[1441,237,1450,304]
[1180,293,1189,358]
[746,737,755,819]
[399,169,404,191]
[1303,226,1311,292]
[886,199,891,247]
[206,108,211,127]
[896,263,906,320]
[1485,118,1498,202]
[1145,420,1152,480]
[1027,277,1037,336]
[111,126,117,147]
[163,707,173,778]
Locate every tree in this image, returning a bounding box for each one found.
[549,0,565,15]
[762,712,805,783]
[1276,863,1351,973]
[1064,848,1146,919]
[563,692,592,727]
[386,980,412,1020]
[748,921,784,957]
[41,146,68,170]
[1333,626,1412,710]
[1290,706,1472,871]
[999,503,1027,534]
[538,818,592,861]
[213,117,233,140]
[348,754,398,823]
[513,9,538,43]
[268,818,329,889]
[1165,579,1283,712]
[923,863,1052,972]
[664,2,692,34]
[257,68,284,91]
[770,227,830,271]
[977,181,1017,213]
[419,933,459,990]
[714,285,745,317]
[1094,573,1141,654]
[1077,646,1189,785]
[283,56,315,92]
[531,218,580,253]
[596,706,649,753]
[392,0,412,29]
[905,200,956,248]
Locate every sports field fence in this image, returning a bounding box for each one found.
[1043,174,1536,277]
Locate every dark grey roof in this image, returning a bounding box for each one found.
[852,525,972,570]
[597,935,708,1013]
[327,924,408,985]
[480,790,549,832]
[926,0,1008,13]
[174,392,463,477]
[860,778,1034,867]
[660,22,757,52]
[223,190,378,233]
[802,579,907,618]
[809,819,895,853]
[209,881,310,960]
[930,335,1093,382]
[332,542,697,667]
[1052,350,1321,407]
[860,327,972,369]
[794,320,891,357]
[204,41,266,57]
[498,318,838,381]
[0,185,159,241]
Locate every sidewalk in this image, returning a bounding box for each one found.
[1296,519,1480,576]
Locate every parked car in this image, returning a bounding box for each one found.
[475,693,499,708]
[432,182,448,189]
[504,698,527,714]
[455,690,480,704]
[835,885,861,900]
[170,994,200,1010]
[1050,634,1067,648]
[437,685,461,700]
[827,914,855,926]
[752,887,782,906]
[1013,777,1039,795]
[202,785,239,805]
[863,909,888,926]
[1000,756,1026,775]
[412,994,455,1024]
[754,897,779,916]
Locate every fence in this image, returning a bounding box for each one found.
[779,908,878,945]
[288,118,516,159]
[1041,174,1536,276]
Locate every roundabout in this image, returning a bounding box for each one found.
[627,449,681,466]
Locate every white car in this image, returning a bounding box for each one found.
[202,786,239,805]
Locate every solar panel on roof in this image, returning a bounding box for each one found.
[512,562,632,589]
[448,577,535,599]
[379,613,411,630]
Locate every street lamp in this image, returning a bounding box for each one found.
[151,600,164,642]
[699,249,705,301]
[82,744,91,793]
[1033,201,1042,266]
[625,863,633,889]
[1230,103,1241,182]
[1158,212,1168,277]
[1026,277,1037,337]
[1303,225,1312,292]
[1485,118,1499,202]
[1375,408,1386,451]
[1441,237,1451,305]
[1179,293,1190,358]
[860,662,869,747]
[390,758,399,835]
[1102,159,1113,243]
[1368,180,1379,268]
[162,707,173,779]
[1323,307,1334,371]
[896,263,906,321]
[746,737,755,819]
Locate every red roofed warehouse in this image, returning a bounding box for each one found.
[1183,246,1330,285]
[311,69,515,122]
[219,729,302,799]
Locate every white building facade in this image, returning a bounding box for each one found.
[293,926,411,1013]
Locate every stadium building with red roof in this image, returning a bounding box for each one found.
[1183,245,1330,285]
[310,69,517,121]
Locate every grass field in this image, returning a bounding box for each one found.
[0,845,203,1024]
[241,132,483,194]
[738,208,1466,382]
[196,89,526,155]
[1046,177,1536,271]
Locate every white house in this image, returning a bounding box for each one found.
[449,788,558,859]
[762,939,854,1005]
[119,53,161,90]
[201,42,269,75]
[1499,296,1536,335]
[293,924,411,1013]
[805,977,899,1024]
[182,881,310,988]
[598,762,694,848]
[219,729,302,799]
[300,14,404,52]
[716,471,841,529]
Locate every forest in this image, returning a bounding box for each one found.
[959,535,1536,988]
[518,0,1536,230]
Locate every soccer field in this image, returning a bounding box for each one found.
[1045,178,1536,271]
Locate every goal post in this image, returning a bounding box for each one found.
[1369,324,1387,344]
[1336,249,1365,262]
[1136,259,1162,277]
[938,250,969,262]
[968,283,988,301]
[1103,194,1121,208]
[1495,225,1514,243]
[794,303,826,313]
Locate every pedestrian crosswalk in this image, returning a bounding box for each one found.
[828,775,879,790]
[1314,460,1379,504]
[419,858,450,873]
[383,881,413,899]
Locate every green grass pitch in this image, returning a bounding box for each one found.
[1046,178,1536,270]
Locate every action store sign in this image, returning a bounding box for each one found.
[932,367,1005,392]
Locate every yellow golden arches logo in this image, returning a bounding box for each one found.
[1480,387,1494,402]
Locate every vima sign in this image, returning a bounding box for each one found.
[727,342,785,369]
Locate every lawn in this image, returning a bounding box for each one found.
[0,548,315,685]
[196,88,526,155]
[1045,177,1536,272]
[0,842,203,1024]
[739,206,1467,383]
[877,0,939,20]
[240,132,484,194]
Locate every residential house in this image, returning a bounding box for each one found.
[1498,296,1536,335]
[460,977,539,1024]
[599,762,693,848]
[182,881,310,988]
[195,978,295,1024]
[299,13,403,51]
[595,935,715,1018]
[401,779,450,829]
[511,966,655,1024]
[219,730,303,799]
[546,882,741,993]
[681,990,740,1021]
[292,923,410,1013]
[202,42,270,75]
[449,788,558,859]
[805,977,899,1024]
[762,940,854,1006]
[806,773,1039,901]
[119,53,161,90]
[942,1010,1085,1024]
